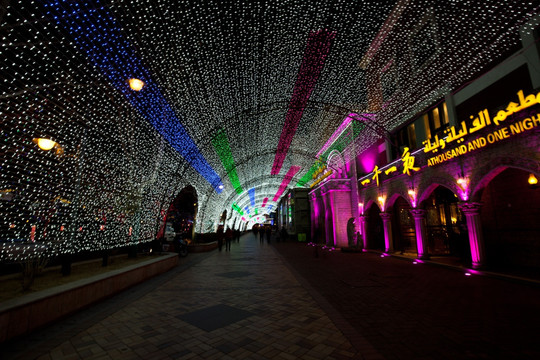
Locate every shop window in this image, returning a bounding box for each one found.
[422,102,449,141]
[392,122,417,159]
[391,101,448,159]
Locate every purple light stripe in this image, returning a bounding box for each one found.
[316,113,376,158]
[316,115,353,158]
[273,166,301,202]
[271,30,336,175]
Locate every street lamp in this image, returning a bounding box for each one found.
[34,138,57,151]
[128,78,145,91]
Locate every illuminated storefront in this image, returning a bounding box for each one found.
[309,6,540,273]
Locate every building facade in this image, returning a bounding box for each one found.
[309,2,540,272]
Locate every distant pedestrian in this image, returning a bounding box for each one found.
[260,226,265,244]
[225,227,233,251]
[217,225,224,251]
[280,227,288,242]
[266,226,272,243]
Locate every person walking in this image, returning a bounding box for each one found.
[266,225,272,244]
[260,225,265,244]
[217,225,224,251]
[225,227,233,251]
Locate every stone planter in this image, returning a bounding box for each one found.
[0,253,178,343]
[188,241,218,253]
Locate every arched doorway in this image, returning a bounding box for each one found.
[164,186,198,241]
[366,203,384,251]
[479,168,540,272]
[422,186,467,258]
[391,196,415,254]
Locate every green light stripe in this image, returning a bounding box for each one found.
[211,128,243,194]
[296,161,324,187]
[232,202,244,215]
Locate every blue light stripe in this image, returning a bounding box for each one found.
[248,188,256,207]
[42,0,223,192]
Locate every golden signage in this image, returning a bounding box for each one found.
[424,89,539,155]
[425,88,540,166]
[427,113,539,166]
[361,147,420,187]
[360,89,540,186]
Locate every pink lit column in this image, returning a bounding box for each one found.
[459,202,486,269]
[322,192,333,246]
[359,215,368,250]
[379,212,394,253]
[410,209,430,260]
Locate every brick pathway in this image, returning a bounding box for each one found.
[3,234,540,359]
[2,234,361,360]
[273,242,540,360]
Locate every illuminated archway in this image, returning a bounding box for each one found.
[364,201,384,251]
[477,167,540,271]
[419,185,466,257]
[166,186,198,240]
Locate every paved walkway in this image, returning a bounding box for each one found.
[2,234,363,360]
[273,242,540,360]
[3,233,540,359]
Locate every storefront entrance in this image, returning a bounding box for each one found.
[480,168,540,273]
[366,204,384,251]
[392,197,416,254]
[423,186,467,257]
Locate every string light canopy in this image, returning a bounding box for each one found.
[1,0,538,262]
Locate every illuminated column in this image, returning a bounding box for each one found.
[348,156,360,234]
[410,209,430,260]
[309,191,319,243]
[459,202,486,269]
[359,215,369,250]
[322,192,333,246]
[379,212,394,253]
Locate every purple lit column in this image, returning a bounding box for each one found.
[322,192,333,246]
[379,212,394,253]
[459,202,486,269]
[310,192,318,242]
[410,209,430,260]
[359,215,369,250]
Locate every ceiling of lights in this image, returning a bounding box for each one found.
[1,0,538,234]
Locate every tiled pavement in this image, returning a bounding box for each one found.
[273,242,540,360]
[3,233,540,360]
[2,234,363,360]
